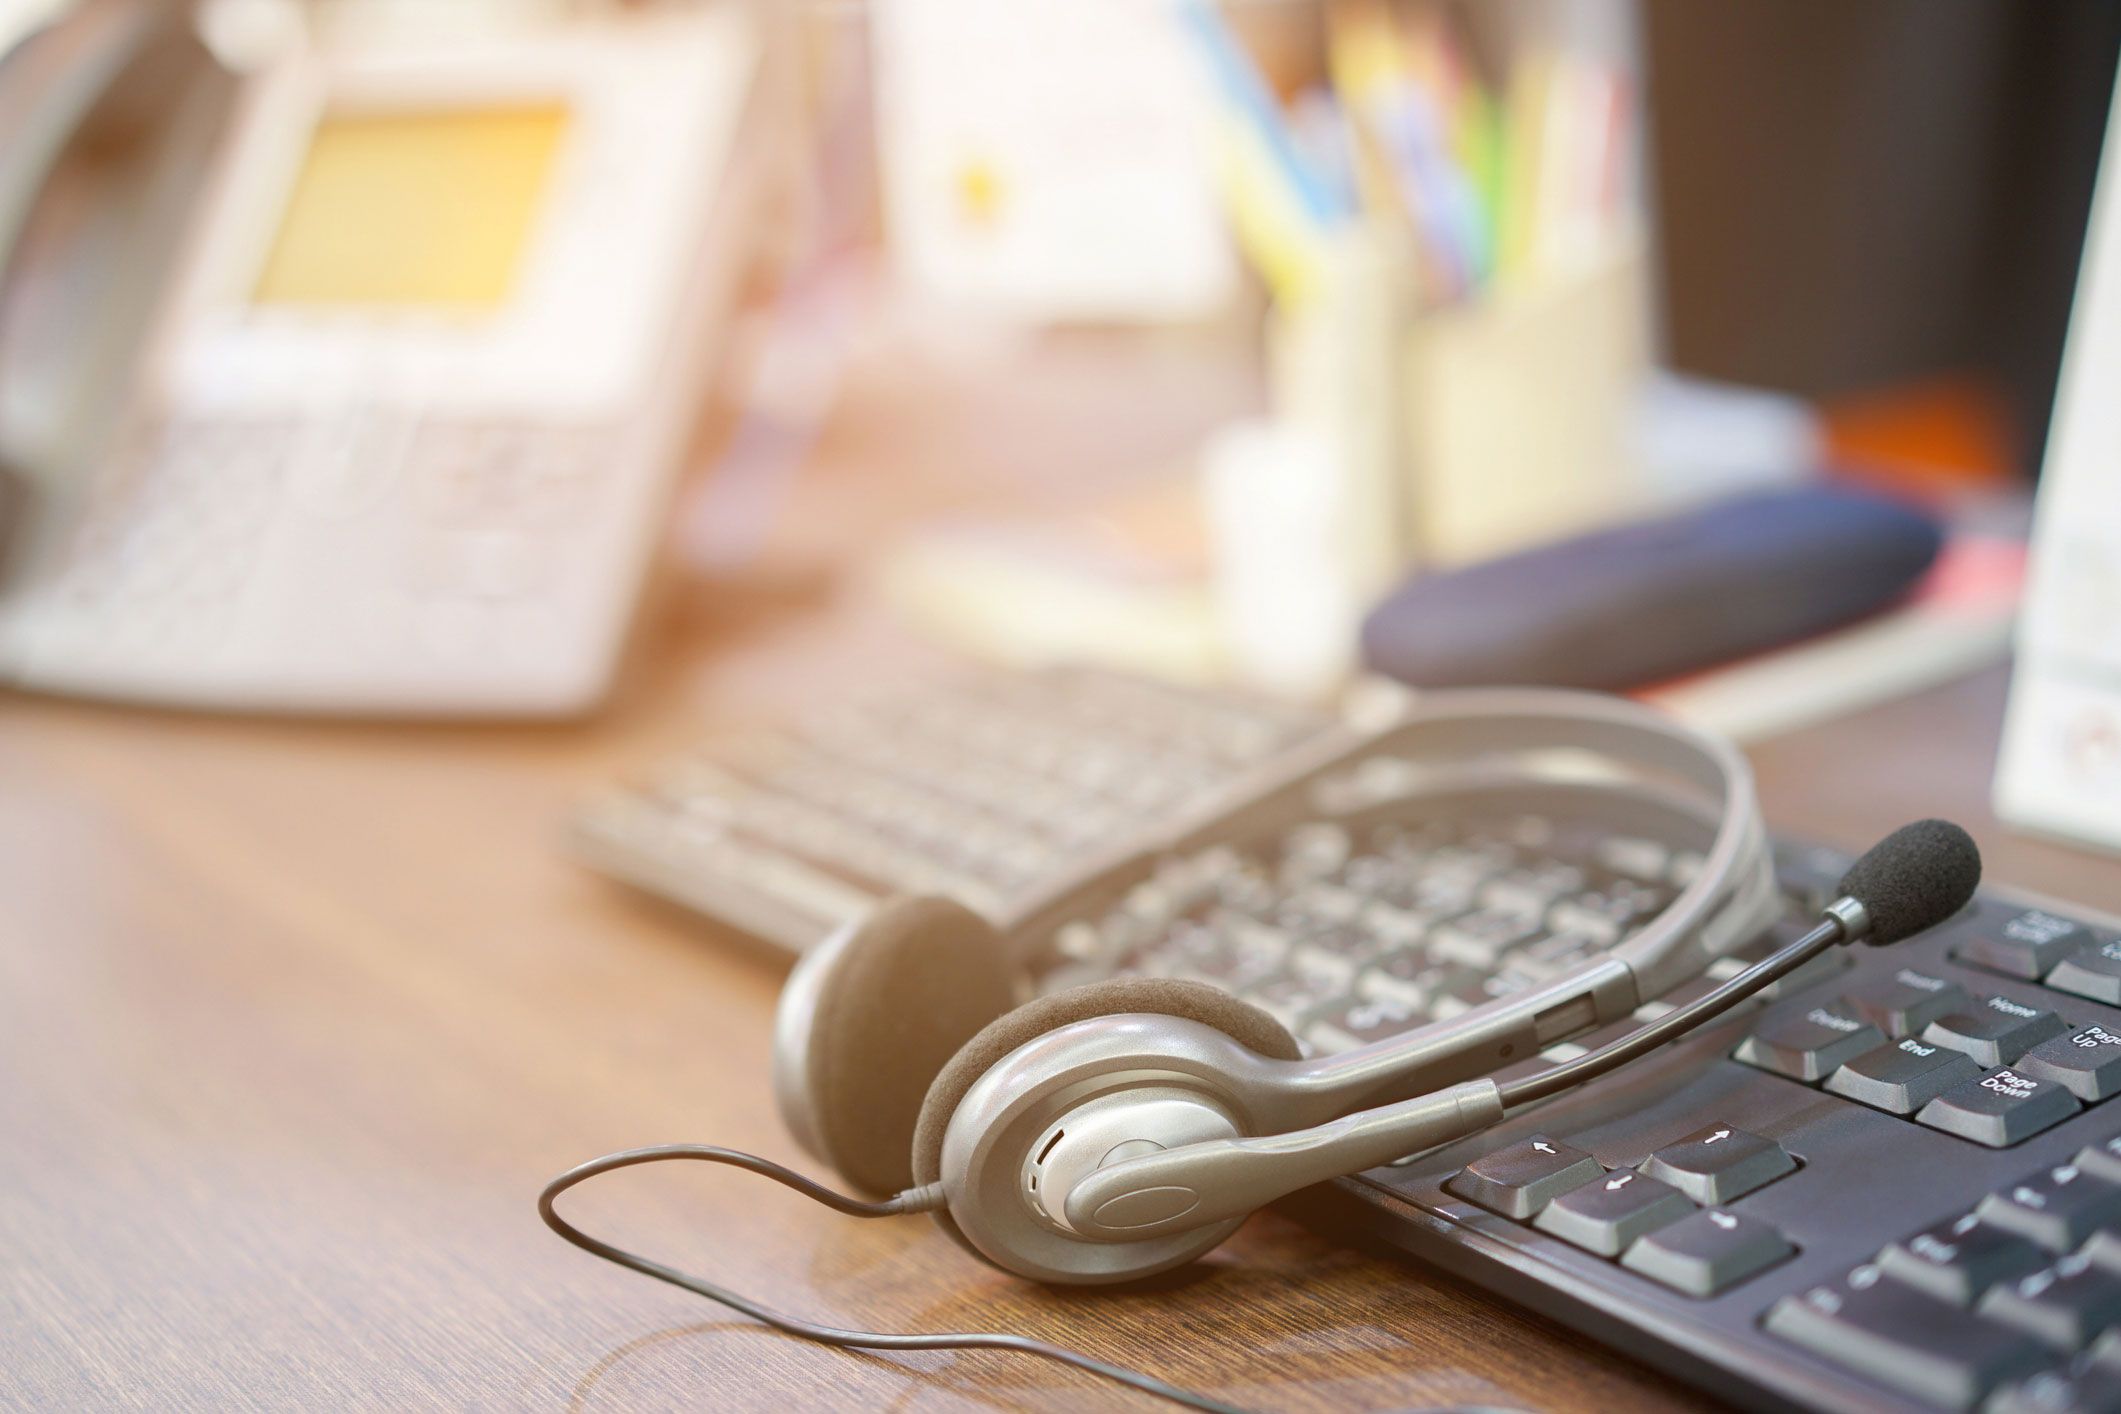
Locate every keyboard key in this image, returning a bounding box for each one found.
[1766,1266,2050,1408]
[1394,870,1480,920]
[1842,967,1975,1035]
[2048,939,2121,1007]
[1548,880,1668,946]
[1285,940,1364,993]
[1364,897,1451,950]
[1959,910,2098,981]
[1244,961,1346,1019]
[1878,1213,2050,1306]
[1500,928,1606,985]
[1919,1068,2082,1148]
[1721,924,1858,1000]
[1190,912,1288,991]
[1533,1169,1695,1256]
[2074,1230,2121,1278]
[2075,1137,2121,1186]
[1306,994,1422,1053]
[1732,1002,1888,1082]
[1479,862,1585,916]
[1445,1134,1604,1220]
[1621,1207,1794,1297]
[1637,1123,1797,1204]
[2020,1025,2121,1103]
[1431,973,1532,1021]
[1758,947,1857,1001]
[1427,907,1544,970]
[1826,1036,1984,1114]
[1280,881,1366,928]
[1359,951,1469,1010]
[1976,1163,2121,1251]
[1979,1254,2121,1351]
[1925,996,2072,1067]
[1597,835,1669,882]
[1989,1365,2121,1414]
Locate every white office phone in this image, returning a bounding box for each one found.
[0,1,761,714]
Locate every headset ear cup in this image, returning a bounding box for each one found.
[909,977,1300,1261]
[777,897,1020,1197]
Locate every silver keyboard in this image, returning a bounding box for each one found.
[1030,812,1758,1057]
[570,664,1338,951]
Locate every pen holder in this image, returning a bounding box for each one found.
[1261,228,1652,595]
[1397,233,1653,567]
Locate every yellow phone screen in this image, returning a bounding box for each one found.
[252,104,570,309]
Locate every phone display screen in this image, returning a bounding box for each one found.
[252,104,570,310]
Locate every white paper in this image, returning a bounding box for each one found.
[871,0,1236,322]
[1995,74,2121,852]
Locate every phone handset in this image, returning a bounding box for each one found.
[0,1,229,571]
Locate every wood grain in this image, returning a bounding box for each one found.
[6,325,2113,1409]
[10,618,2115,1414]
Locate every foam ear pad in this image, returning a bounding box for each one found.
[910,977,1301,1258]
[798,896,1020,1197]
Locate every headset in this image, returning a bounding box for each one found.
[540,690,1982,1410]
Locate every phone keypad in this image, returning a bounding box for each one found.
[23,414,614,673]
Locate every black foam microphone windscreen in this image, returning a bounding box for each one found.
[1834,818,1982,945]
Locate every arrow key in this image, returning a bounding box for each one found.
[1534,1168,1696,1256]
[1622,1207,1795,1296]
[1639,1122,1798,1204]
[1444,1133,1604,1220]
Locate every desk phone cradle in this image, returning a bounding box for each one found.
[540,688,2097,1414]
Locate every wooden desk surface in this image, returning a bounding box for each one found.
[9,627,2121,1413]
[4,331,2116,1409]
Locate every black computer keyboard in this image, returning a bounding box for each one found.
[1030,813,2121,1413]
[579,664,2121,1410]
